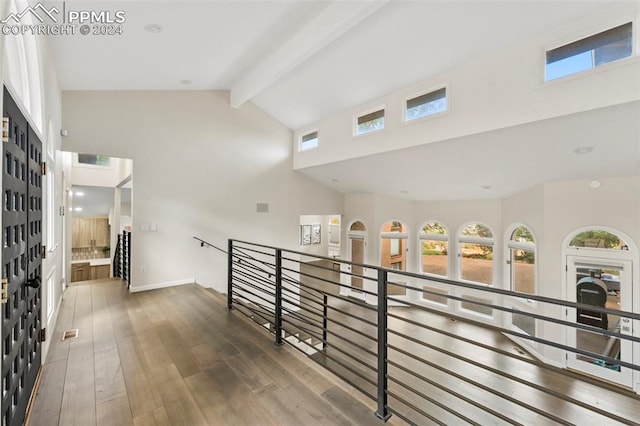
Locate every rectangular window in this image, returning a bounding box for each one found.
[421,239,448,276]
[299,131,318,151]
[406,87,447,121]
[356,109,385,135]
[545,22,632,81]
[77,153,111,167]
[511,248,535,295]
[460,243,493,285]
[390,238,400,256]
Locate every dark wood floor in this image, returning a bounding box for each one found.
[27,279,393,426]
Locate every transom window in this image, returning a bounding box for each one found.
[299,131,318,151]
[545,22,632,81]
[459,223,494,285]
[356,108,385,135]
[508,225,536,295]
[569,229,627,250]
[420,221,448,277]
[406,87,447,121]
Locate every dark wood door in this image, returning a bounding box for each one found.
[2,87,43,426]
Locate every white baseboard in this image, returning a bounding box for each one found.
[129,278,195,293]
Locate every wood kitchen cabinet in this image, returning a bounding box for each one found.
[71,263,91,282]
[72,217,110,248]
[91,265,110,280]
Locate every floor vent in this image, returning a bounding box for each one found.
[61,329,79,341]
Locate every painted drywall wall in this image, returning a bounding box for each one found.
[61,91,343,292]
[294,3,640,169]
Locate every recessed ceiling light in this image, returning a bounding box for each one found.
[74,207,83,212]
[144,23,163,34]
[589,180,601,189]
[180,79,192,85]
[75,191,84,197]
[573,146,593,154]
[481,185,492,190]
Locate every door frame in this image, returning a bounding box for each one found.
[346,228,367,300]
[561,226,639,393]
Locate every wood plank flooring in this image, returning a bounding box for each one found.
[27,279,391,426]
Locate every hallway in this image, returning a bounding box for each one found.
[27,280,385,426]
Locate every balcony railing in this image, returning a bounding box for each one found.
[222,239,640,424]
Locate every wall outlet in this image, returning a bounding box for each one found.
[140,266,146,274]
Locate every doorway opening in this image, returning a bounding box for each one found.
[564,228,636,390]
[63,152,132,285]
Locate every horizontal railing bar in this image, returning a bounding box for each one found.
[387,361,509,425]
[233,238,640,320]
[309,349,378,389]
[233,257,277,279]
[387,291,640,346]
[387,333,638,426]
[231,275,275,298]
[387,305,640,372]
[385,390,449,426]
[386,377,484,426]
[281,258,378,284]
[281,263,379,297]
[232,266,275,290]
[386,345,570,426]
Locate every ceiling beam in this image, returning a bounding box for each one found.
[230,0,389,109]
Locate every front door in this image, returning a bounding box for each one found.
[2,87,43,426]
[566,255,633,388]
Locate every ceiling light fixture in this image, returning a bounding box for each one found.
[75,191,84,196]
[481,185,492,190]
[573,146,593,154]
[180,79,192,85]
[74,207,83,212]
[589,180,601,189]
[144,23,163,34]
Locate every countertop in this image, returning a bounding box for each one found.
[71,258,111,266]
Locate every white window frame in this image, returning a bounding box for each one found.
[354,106,385,137]
[403,85,448,123]
[299,130,319,152]
[544,21,634,82]
[458,223,495,286]
[419,227,449,278]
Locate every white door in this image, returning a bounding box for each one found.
[566,256,633,387]
[348,235,366,299]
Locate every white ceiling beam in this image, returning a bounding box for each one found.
[230,0,389,109]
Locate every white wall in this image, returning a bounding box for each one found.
[69,154,132,187]
[61,91,343,292]
[294,3,640,169]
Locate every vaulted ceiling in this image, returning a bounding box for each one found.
[50,1,638,200]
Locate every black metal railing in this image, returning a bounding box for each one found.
[223,239,640,425]
[114,230,131,288]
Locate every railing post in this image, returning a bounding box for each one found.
[322,294,328,350]
[227,239,233,310]
[376,269,391,421]
[274,248,284,346]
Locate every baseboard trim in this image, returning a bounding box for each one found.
[130,278,195,293]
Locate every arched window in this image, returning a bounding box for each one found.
[459,223,494,285]
[507,225,536,295]
[350,221,367,232]
[420,221,448,277]
[569,230,627,250]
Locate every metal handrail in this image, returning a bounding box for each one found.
[225,239,640,425]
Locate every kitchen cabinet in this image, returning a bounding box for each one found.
[91,265,110,280]
[71,262,91,282]
[72,217,110,248]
